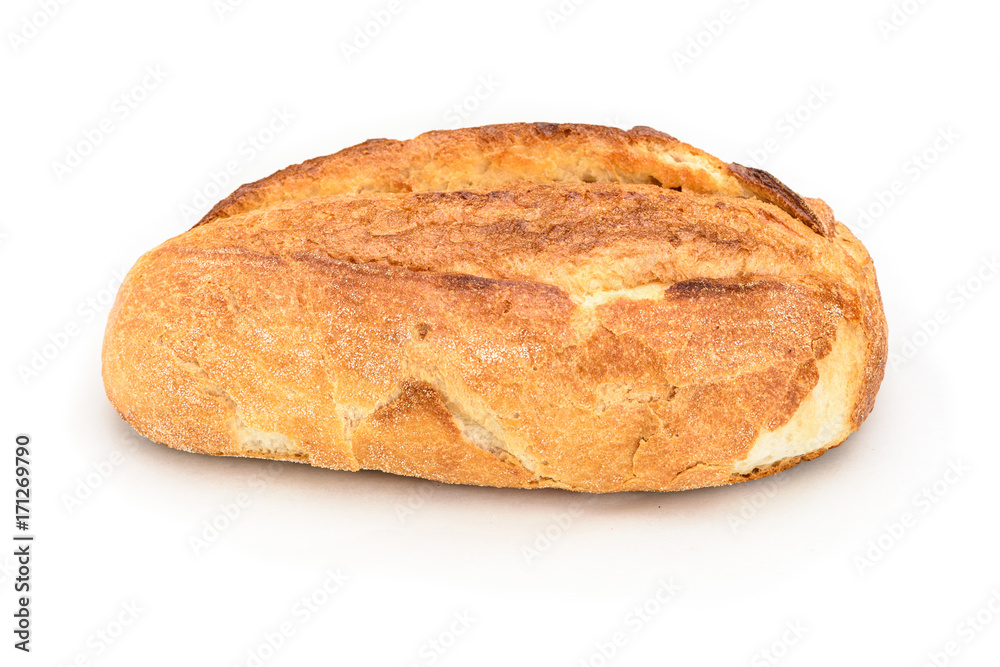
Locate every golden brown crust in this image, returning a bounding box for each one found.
[103,123,887,493]
[198,123,827,236]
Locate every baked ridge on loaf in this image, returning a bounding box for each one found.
[102,123,887,492]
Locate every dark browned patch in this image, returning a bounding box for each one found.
[627,125,679,142]
[728,163,833,238]
[532,122,563,136]
[811,336,833,359]
[667,278,782,297]
[438,272,504,292]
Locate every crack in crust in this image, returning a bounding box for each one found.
[343,376,540,477]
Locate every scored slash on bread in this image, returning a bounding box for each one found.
[103,123,887,492]
[199,123,833,237]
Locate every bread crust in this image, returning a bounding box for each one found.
[103,123,887,492]
[199,123,829,237]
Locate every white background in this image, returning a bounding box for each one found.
[2,0,999,665]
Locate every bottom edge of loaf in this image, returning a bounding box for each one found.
[725,441,842,485]
[149,432,848,494]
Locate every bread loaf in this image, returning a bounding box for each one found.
[102,123,887,492]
